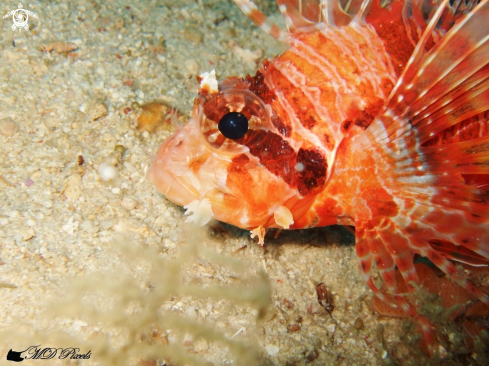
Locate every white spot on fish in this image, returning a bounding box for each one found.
[295,162,305,172]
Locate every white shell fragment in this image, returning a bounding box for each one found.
[97,162,118,181]
[265,344,280,357]
[273,206,294,229]
[199,69,218,94]
[62,217,79,235]
[184,198,213,226]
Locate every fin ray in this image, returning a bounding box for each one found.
[353,0,489,321]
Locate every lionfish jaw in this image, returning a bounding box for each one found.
[149,117,241,225]
[149,121,200,206]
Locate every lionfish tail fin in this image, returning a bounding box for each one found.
[353,0,489,355]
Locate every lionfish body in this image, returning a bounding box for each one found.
[151,0,489,355]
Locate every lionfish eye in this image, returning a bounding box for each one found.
[199,89,269,152]
[218,112,249,140]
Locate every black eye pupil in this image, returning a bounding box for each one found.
[218,112,249,140]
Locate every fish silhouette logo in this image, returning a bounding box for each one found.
[3,3,38,31]
[6,349,24,362]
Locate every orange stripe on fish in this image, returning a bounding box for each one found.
[150,0,489,357]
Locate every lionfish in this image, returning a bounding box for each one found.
[150,0,489,356]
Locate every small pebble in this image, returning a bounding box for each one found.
[121,196,137,210]
[185,306,197,319]
[7,210,20,219]
[287,323,301,332]
[88,102,108,121]
[98,162,118,181]
[96,66,106,76]
[26,219,36,227]
[185,59,200,75]
[64,174,83,201]
[148,45,165,54]
[3,49,22,60]
[123,162,138,173]
[67,88,75,100]
[114,17,124,29]
[193,339,209,353]
[0,217,10,225]
[325,324,336,333]
[42,115,57,128]
[354,318,365,330]
[61,217,79,234]
[184,30,203,45]
[40,42,77,53]
[137,102,171,133]
[306,349,319,362]
[0,118,19,137]
[99,219,115,230]
[114,145,126,156]
[111,187,121,194]
[102,133,116,142]
[265,345,279,357]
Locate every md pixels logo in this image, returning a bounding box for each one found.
[6,345,91,362]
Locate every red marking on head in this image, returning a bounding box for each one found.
[246,70,274,104]
[246,70,292,137]
[245,130,297,186]
[296,148,327,196]
[232,153,250,164]
[271,113,292,137]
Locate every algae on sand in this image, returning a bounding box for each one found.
[2,226,271,366]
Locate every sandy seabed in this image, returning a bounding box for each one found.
[0,1,397,365]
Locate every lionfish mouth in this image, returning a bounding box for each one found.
[160,175,200,207]
[150,151,245,226]
[149,117,244,220]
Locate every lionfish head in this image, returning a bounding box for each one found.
[149,70,314,229]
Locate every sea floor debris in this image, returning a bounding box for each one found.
[2,0,484,365]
